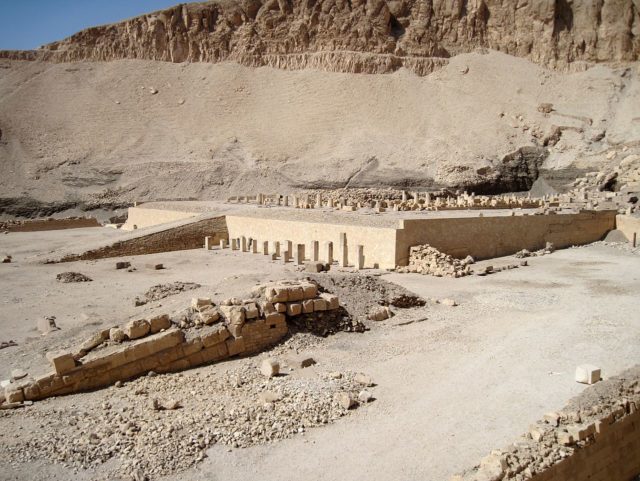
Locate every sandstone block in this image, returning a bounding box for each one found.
[286,302,302,316]
[149,314,172,333]
[201,325,230,347]
[266,287,288,303]
[287,287,304,302]
[575,364,601,384]
[358,390,373,403]
[46,351,76,374]
[124,319,151,340]
[80,331,108,352]
[367,306,392,321]
[265,312,286,324]
[302,299,314,314]
[116,261,131,270]
[220,305,246,338]
[199,307,220,325]
[334,392,355,409]
[305,262,324,273]
[109,327,126,343]
[259,301,277,316]
[260,358,280,378]
[4,387,24,403]
[319,293,339,310]
[275,302,286,313]
[301,283,318,299]
[354,373,374,387]
[244,303,259,319]
[191,297,213,311]
[226,337,246,356]
[313,298,327,311]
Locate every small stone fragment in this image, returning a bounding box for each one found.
[334,392,355,410]
[358,390,373,403]
[354,373,374,387]
[109,327,126,343]
[575,364,601,384]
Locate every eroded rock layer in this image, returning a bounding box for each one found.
[1,0,638,75]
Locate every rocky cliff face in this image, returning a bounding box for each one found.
[2,0,639,75]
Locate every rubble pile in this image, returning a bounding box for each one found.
[397,245,474,277]
[514,242,555,259]
[56,272,92,283]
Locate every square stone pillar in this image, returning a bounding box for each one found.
[262,241,269,255]
[219,239,228,249]
[355,245,364,270]
[204,236,212,250]
[324,241,334,264]
[241,236,248,252]
[295,244,305,265]
[339,232,348,267]
[251,239,258,253]
[231,238,238,250]
[311,240,319,262]
[271,241,281,257]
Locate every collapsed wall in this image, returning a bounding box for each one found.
[452,367,640,481]
[1,280,342,405]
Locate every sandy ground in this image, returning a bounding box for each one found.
[0,226,639,480]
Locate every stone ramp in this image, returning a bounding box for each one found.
[39,213,229,263]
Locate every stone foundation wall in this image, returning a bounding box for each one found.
[616,214,640,244]
[60,216,228,262]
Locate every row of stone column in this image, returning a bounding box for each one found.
[204,234,365,269]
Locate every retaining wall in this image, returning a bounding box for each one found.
[395,211,617,265]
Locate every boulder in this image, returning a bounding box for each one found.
[334,392,355,410]
[149,314,172,333]
[109,327,126,343]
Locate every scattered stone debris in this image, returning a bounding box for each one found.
[116,261,131,269]
[439,298,457,307]
[396,245,474,277]
[37,316,59,335]
[134,281,201,306]
[0,364,375,477]
[56,272,92,283]
[514,242,555,259]
[285,354,316,369]
[2,255,11,263]
[146,263,164,270]
[305,261,330,273]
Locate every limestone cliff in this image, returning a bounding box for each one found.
[1,0,639,75]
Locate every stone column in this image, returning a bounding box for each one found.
[315,193,322,209]
[219,239,228,249]
[311,240,319,262]
[252,239,258,254]
[283,240,292,255]
[283,195,288,207]
[262,241,269,255]
[204,236,212,250]
[231,238,238,250]
[241,236,248,252]
[282,250,290,264]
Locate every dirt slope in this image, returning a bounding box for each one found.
[1,50,639,210]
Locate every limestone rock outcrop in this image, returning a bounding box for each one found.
[1,0,638,75]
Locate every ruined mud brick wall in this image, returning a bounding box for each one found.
[452,370,640,481]
[122,206,199,231]
[1,280,340,404]
[396,210,617,264]
[60,216,228,262]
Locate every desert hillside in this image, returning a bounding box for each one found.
[0,0,639,214]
